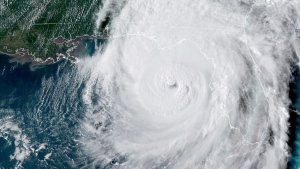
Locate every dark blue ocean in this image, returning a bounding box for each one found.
[0,38,108,168]
[1,47,300,168]
[0,53,93,169]
[288,63,300,169]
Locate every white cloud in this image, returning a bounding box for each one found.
[80,0,300,168]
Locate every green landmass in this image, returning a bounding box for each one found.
[0,0,109,61]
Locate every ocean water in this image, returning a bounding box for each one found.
[0,54,88,168]
[1,49,299,168]
[1,0,300,168]
[288,62,300,169]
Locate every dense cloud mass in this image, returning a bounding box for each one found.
[79,0,300,168]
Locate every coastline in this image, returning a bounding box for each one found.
[0,34,108,68]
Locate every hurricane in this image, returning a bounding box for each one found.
[2,0,300,168]
[65,0,300,168]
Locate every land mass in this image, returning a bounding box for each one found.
[0,0,111,64]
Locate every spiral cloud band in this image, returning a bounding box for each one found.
[79,0,300,168]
